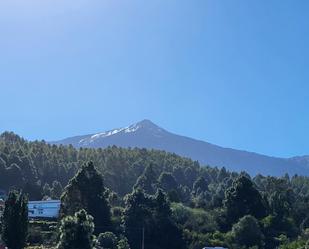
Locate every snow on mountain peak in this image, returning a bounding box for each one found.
[78,120,164,145]
[90,124,140,139]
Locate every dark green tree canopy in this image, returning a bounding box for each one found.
[3,132,309,249]
[97,232,118,249]
[193,176,209,194]
[123,188,184,249]
[60,161,111,233]
[158,172,178,192]
[51,180,63,199]
[224,175,267,225]
[232,215,264,248]
[134,164,157,195]
[57,209,95,249]
[2,190,28,249]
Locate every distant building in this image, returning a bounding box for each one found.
[28,200,61,218]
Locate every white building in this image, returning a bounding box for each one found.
[28,200,61,218]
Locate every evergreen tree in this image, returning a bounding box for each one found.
[117,237,131,249]
[23,181,43,200]
[2,190,28,249]
[57,209,95,249]
[224,175,267,225]
[193,176,208,194]
[123,188,153,249]
[134,164,157,195]
[97,232,118,249]
[158,172,180,202]
[51,180,63,199]
[231,215,264,248]
[6,163,24,189]
[158,172,178,192]
[152,189,185,249]
[60,162,111,233]
[123,188,184,249]
[43,183,51,197]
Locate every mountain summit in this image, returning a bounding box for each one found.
[52,120,309,176]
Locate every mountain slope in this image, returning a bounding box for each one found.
[52,119,309,176]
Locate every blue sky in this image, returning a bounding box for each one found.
[1,0,309,158]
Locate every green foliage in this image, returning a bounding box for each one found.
[280,241,308,249]
[134,164,157,195]
[60,162,111,234]
[27,227,43,245]
[123,189,185,249]
[231,215,264,248]
[97,232,130,249]
[57,209,95,249]
[0,132,205,201]
[261,215,298,249]
[28,221,58,246]
[2,190,28,249]
[122,188,152,249]
[278,230,309,249]
[183,229,211,249]
[193,176,208,194]
[4,133,309,249]
[224,175,267,227]
[97,232,118,249]
[51,181,63,199]
[116,237,130,249]
[23,181,43,200]
[152,189,185,249]
[171,202,218,233]
[43,183,51,197]
[158,172,178,192]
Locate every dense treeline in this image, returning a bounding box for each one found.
[0,131,230,201]
[1,131,309,248]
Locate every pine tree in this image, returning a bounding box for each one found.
[193,176,209,195]
[123,189,184,249]
[57,209,95,249]
[152,189,185,249]
[158,172,178,192]
[123,188,152,249]
[117,238,131,249]
[97,232,118,249]
[60,161,111,233]
[43,183,51,197]
[134,164,157,195]
[224,175,267,225]
[51,180,63,199]
[232,215,264,248]
[2,190,28,249]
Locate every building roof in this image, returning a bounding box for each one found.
[28,200,60,204]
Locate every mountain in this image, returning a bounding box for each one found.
[52,119,309,176]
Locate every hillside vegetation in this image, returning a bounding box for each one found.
[1,131,309,248]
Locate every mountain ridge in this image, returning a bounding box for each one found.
[51,119,309,176]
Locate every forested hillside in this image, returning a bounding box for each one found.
[52,119,309,176]
[1,131,309,248]
[0,131,218,199]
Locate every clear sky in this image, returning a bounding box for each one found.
[1,0,309,158]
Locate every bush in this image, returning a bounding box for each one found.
[117,237,130,249]
[27,227,43,245]
[97,232,118,249]
[231,215,264,248]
